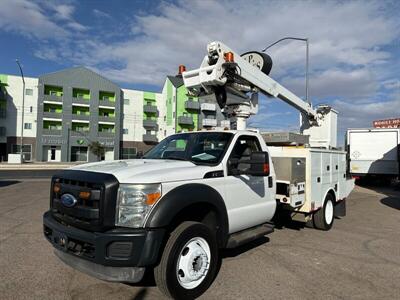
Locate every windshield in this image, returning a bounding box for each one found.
[143,132,233,165]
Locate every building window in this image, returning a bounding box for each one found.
[0,127,6,136]
[25,88,33,96]
[123,128,128,134]
[11,144,32,161]
[71,146,88,162]
[121,148,137,159]
[24,123,32,130]
[124,99,129,105]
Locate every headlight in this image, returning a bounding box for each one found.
[115,184,162,228]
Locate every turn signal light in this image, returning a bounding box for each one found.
[224,52,234,62]
[146,192,161,205]
[53,183,61,193]
[79,191,91,200]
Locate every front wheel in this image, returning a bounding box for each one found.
[154,221,218,299]
[313,193,335,230]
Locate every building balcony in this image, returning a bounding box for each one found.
[178,116,193,126]
[44,94,62,102]
[143,133,158,143]
[72,97,90,105]
[0,109,6,118]
[143,105,158,114]
[185,100,200,111]
[42,129,62,136]
[143,119,157,128]
[43,111,62,119]
[202,118,217,127]
[72,113,90,120]
[99,99,115,107]
[98,115,115,122]
[98,131,115,138]
[201,103,216,111]
[70,130,89,137]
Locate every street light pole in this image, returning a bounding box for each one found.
[262,37,310,105]
[16,59,25,163]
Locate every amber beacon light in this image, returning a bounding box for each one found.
[178,65,186,75]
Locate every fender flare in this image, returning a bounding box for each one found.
[145,183,229,247]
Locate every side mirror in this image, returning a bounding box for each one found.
[248,151,270,176]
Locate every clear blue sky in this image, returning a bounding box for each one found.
[1,0,399,141]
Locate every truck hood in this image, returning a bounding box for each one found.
[70,159,215,183]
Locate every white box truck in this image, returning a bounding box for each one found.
[346,128,400,181]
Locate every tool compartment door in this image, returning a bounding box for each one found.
[309,151,323,209]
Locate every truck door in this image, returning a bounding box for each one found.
[224,135,276,233]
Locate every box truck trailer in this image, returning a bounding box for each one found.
[346,128,400,181]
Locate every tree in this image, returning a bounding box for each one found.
[89,141,105,161]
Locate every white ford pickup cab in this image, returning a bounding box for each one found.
[43,130,353,299]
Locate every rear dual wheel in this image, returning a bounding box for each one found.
[154,221,218,299]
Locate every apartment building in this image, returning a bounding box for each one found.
[0,74,39,162]
[35,67,122,162]
[121,89,165,158]
[0,67,227,162]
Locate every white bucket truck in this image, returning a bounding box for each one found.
[43,41,354,299]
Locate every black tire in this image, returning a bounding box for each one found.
[154,221,218,299]
[313,193,335,231]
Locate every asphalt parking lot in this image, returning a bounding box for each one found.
[0,180,399,300]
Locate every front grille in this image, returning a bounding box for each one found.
[50,170,119,232]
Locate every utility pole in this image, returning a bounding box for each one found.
[16,59,25,163]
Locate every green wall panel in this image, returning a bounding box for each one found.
[0,74,8,86]
[143,91,156,102]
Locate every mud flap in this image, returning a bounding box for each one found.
[334,199,346,217]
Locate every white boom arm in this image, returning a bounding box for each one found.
[182,41,337,148]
